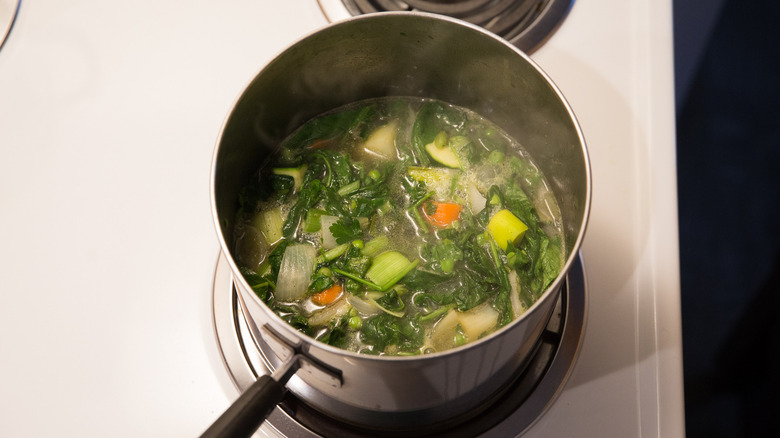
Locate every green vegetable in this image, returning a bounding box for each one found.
[253,207,284,246]
[282,179,323,238]
[360,313,424,353]
[361,235,389,257]
[234,97,564,356]
[272,165,307,190]
[424,131,461,169]
[329,216,363,245]
[366,251,419,291]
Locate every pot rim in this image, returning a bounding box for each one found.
[209,11,592,363]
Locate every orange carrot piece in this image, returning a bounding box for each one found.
[423,202,462,228]
[312,284,343,305]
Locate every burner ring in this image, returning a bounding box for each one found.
[317,0,575,53]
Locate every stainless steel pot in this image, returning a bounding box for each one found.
[206,11,590,437]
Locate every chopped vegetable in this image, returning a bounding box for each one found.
[366,251,419,291]
[312,284,344,305]
[303,208,327,233]
[361,235,389,257]
[329,216,363,245]
[272,165,307,190]
[486,209,528,250]
[308,297,350,326]
[252,207,284,246]
[458,301,499,341]
[320,215,340,249]
[275,243,317,302]
[423,201,462,228]
[233,97,565,356]
[425,131,462,169]
[347,293,382,316]
[363,120,399,159]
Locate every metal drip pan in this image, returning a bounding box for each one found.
[317,0,575,53]
[212,253,587,437]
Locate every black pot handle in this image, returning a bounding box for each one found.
[200,374,285,438]
[201,351,303,438]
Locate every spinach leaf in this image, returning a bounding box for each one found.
[360,313,423,353]
[282,104,376,151]
[412,268,495,312]
[311,150,354,189]
[316,313,351,348]
[271,174,295,202]
[332,245,371,294]
[282,179,323,238]
[426,239,464,274]
[375,289,405,313]
[308,273,335,294]
[347,164,393,217]
[411,101,467,166]
[239,267,275,305]
[274,304,312,336]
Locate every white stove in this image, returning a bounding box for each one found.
[0,1,684,437]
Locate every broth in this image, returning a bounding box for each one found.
[233,97,564,355]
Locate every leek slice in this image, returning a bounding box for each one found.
[486,209,528,251]
[361,235,389,257]
[366,251,419,291]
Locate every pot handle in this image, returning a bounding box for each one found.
[200,354,301,438]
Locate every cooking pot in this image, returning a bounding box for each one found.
[205,11,590,438]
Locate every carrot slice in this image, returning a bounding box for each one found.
[423,202,462,228]
[311,284,343,305]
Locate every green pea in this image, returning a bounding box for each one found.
[352,239,364,249]
[349,316,363,330]
[368,169,381,180]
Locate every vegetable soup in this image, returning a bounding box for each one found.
[233,97,564,356]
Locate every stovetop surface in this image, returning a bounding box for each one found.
[0,1,682,437]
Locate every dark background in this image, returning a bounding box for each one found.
[674,0,780,436]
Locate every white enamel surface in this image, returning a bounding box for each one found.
[0,1,682,437]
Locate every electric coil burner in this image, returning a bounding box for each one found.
[213,254,587,437]
[317,0,574,52]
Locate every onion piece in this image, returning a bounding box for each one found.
[366,296,405,318]
[347,293,381,316]
[467,182,486,214]
[308,296,350,326]
[275,243,316,302]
